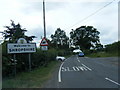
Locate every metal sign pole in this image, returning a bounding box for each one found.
[13,54,16,76]
[28,53,31,71]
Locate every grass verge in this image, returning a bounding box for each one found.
[2,61,60,88]
[86,52,118,58]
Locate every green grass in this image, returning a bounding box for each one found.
[2,61,60,88]
[86,52,118,58]
[65,54,73,58]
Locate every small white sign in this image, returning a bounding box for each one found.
[7,43,36,54]
[17,38,27,44]
[41,46,48,51]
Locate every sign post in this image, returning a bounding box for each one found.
[7,38,36,73]
[13,54,16,76]
[40,37,48,66]
[28,53,31,71]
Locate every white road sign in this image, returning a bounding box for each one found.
[41,46,48,51]
[7,43,36,54]
[40,37,48,46]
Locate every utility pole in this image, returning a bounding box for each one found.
[43,0,46,38]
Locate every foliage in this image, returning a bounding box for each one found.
[2,23,72,78]
[86,52,118,57]
[105,41,119,52]
[105,41,120,56]
[70,26,102,50]
[87,41,120,57]
[1,20,37,77]
[51,28,69,49]
[2,45,71,77]
[2,61,59,88]
[1,20,36,43]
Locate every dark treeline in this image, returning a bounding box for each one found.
[1,21,72,77]
[104,41,120,56]
[1,20,119,77]
[2,43,70,77]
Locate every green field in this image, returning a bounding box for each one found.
[2,61,60,88]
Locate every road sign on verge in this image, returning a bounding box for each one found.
[40,37,48,46]
[41,46,48,51]
[7,43,36,54]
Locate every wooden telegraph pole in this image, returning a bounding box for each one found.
[43,0,46,38]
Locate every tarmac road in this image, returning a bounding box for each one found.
[43,55,119,88]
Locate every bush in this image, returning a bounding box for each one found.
[105,41,119,56]
[2,44,72,77]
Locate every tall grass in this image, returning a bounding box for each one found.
[2,61,59,88]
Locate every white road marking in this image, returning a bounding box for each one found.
[61,66,93,72]
[72,67,76,71]
[72,67,77,71]
[78,66,84,71]
[105,78,120,86]
[78,60,81,62]
[77,57,78,59]
[77,57,81,62]
[75,66,80,71]
[61,67,67,72]
[67,67,73,71]
[81,64,92,71]
[82,67,87,71]
[58,62,64,82]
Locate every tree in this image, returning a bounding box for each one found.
[1,20,36,43]
[51,28,69,49]
[1,20,37,77]
[105,41,120,53]
[70,26,102,50]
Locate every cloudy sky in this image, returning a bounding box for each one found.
[0,0,119,46]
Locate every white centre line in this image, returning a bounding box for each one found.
[77,57,81,62]
[78,60,80,62]
[58,62,64,83]
[105,78,120,86]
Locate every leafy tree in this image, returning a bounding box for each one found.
[1,20,36,43]
[70,26,102,50]
[51,28,69,49]
[95,43,103,51]
[1,20,37,77]
[105,41,120,53]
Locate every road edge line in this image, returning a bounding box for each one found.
[105,78,120,86]
[58,62,64,83]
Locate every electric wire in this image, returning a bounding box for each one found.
[64,0,116,30]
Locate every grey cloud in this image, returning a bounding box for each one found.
[20,1,67,14]
[46,26,55,38]
[25,26,55,43]
[99,26,118,45]
[26,26,43,39]
[46,2,67,11]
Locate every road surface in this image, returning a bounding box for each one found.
[43,55,119,88]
